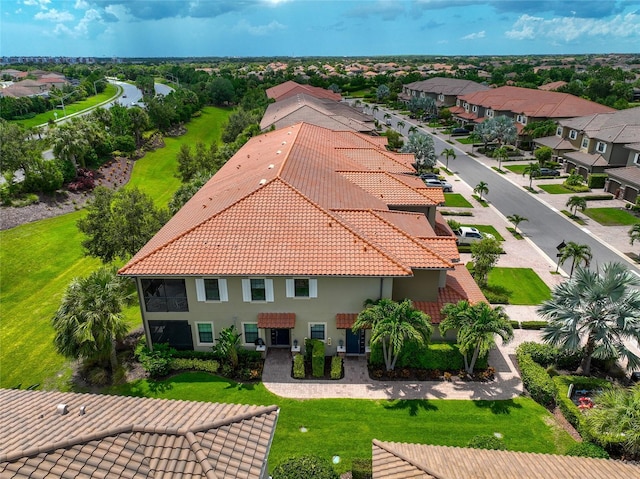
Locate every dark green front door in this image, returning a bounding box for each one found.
[346,329,365,354]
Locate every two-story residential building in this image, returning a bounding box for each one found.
[450,86,614,136]
[399,77,489,108]
[119,123,484,356]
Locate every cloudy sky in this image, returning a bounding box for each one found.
[2,0,640,58]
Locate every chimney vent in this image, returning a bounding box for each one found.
[57,404,68,415]
[79,406,86,416]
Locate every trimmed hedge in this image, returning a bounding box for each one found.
[516,349,557,407]
[509,320,521,329]
[370,341,488,371]
[516,342,558,367]
[351,458,373,479]
[587,174,607,189]
[566,442,610,459]
[520,320,548,330]
[293,354,305,379]
[312,340,325,377]
[170,358,219,374]
[330,356,343,380]
[583,194,613,201]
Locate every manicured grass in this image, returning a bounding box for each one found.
[444,193,473,208]
[109,372,576,474]
[561,210,587,225]
[14,84,119,129]
[583,207,640,226]
[504,164,527,175]
[471,194,489,207]
[455,137,475,144]
[0,107,231,389]
[487,268,551,305]
[538,184,575,194]
[461,224,505,242]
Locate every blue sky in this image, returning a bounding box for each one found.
[2,0,640,57]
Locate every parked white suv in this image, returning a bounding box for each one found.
[454,226,494,245]
[424,178,453,192]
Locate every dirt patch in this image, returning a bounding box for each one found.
[552,406,582,441]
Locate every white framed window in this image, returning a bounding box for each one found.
[516,114,523,123]
[569,130,577,140]
[634,152,640,165]
[309,323,326,341]
[596,142,607,154]
[242,278,274,302]
[285,278,318,298]
[472,105,478,113]
[195,322,214,346]
[438,94,444,101]
[242,322,259,345]
[486,109,494,118]
[521,116,527,125]
[456,99,461,107]
[556,126,563,136]
[195,278,228,302]
[581,137,589,149]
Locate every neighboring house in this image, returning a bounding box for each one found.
[119,123,483,356]
[265,80,342,102]
[0,388,279,479]
[399,77,489,108]
[260,93,375,133]
[533,107,640,200]
[450,86,615,135]
[372,440,640,478]
[538,80,568,91]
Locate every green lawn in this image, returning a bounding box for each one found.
[444,193,473,208]
[15,84,119,129]
[461,224,505,242]
[504,164,527,175]
[0,107,231,389]
[488,268,551,305]
[583,208,640,226]
[538,184,575,194]
[109,372,576,474]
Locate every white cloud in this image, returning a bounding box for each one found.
[75,0,89,9]
[35,9,74,22]
[74,8,102,36]
[461,31,485,40]
[234,19,285,36]
[24,0,50,7]
[104,4,134,22]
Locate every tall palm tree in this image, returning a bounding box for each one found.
[522,162,541,189]
[506,214,528,234]
[629,223,640,257]
[51,266,135,374]
[440,301,513,374]
[474,181,489,201]
[493,146,509,171]
[440,147,456,170]
[401,132,436,170]
[558,241,592,277]
[353,298,432,371]
[408,125,418,135]
[397,120,406,131]
[566,195,587,217]
[492,115,517,146]
[538,262,640,376]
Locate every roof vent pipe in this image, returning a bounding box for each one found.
[57,404,68,415]
[79,405,86,416]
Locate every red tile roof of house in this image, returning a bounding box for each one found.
[257,312,296,329]
[538,80,567,91]
[0,388,278,479]
[266,80,342,102]
[120,123,453,278]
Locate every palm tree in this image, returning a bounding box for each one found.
[507,214,528,234]
[558,241,592,277]
[566,195,587,217]
[408,125,418,135]
[440,147,456,170]
[583,384,640,458]
[440,301,513,374]
[474,181,489,201]
[401,132,437,170]
[538,262,640,376]
[492,115,518,146]
[353,298,432,371]
[629,224,640,257]
[522,162,541,189]
[397,120,406,132]
[383,112,391,124]
[51,266,135,374]
[493,146,509,171]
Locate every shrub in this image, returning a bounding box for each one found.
[304,338,316,363]
[509,320,520,329]
[135,342,176,378]
[516,342,558,367]
[351,458,372,479]
[293,354,305,379]
[566,442,610,459]
[520,320,548,330]
[67,168,95,192]
[369,341,488,371]
[272,455,338,479]
[467,434,506,450]
[312,340,325,377]
[481,289,510,304]
[87,367,110,386]
[587,174,607,189]
[553,376,611,430]
[330,356,343,380]
[170,358,219,374]
[516,351,557,407]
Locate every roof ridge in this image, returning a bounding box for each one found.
[181,405,279,435]
[276,124,303,177]
[184,431,221,479]
[373,440,450,479]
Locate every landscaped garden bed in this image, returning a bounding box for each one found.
[292,339,343,380]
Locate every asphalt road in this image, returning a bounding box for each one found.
[368,106,640,276]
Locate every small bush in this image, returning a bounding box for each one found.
[273,455,338,479]
[509,320,521,329]
[170,358,219,374]
[563,183,590,193]
[330,356,343,380]
[312,340,325,377]
[516,342,558,367]
[135,342,176,378]
[516,352,557,407]
[293,354,305,379]
[467,434,506,450]
[520,320,548,330]
[566,442,610,459]
[351,458,372,479]
[87,367,110,386]
[481,289,510,304]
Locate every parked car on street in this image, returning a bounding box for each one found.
[424,178,453,192]
[450,128,470,136]
[419,173,440,180]
[535,167,560,177]
[453,226,494,245]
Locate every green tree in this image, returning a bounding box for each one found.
[384,128,404,151]
[214,325,242,369]
[474,181,489,201]
[539,262,640,376]
[77,187,170,263]
[523,162,541,188]
[470,237,502,287]
[565,170,585,187]
[522,120,558,140]
[492,115,517,146]
[493,146,509,171]
[558,241,592,277]
[440,301,513,374]
[128,107,149,147]
[584,384,640,458]
[534,146,553,166]
[506,214,528,234]
[629,224,640,256]
[401,132,436,170]
[353,298,432,371]
[440,147,456,170]
[376,84,390,102]
[566,195,587,217]
[51,266,135,373]
[207,77,235,106]
[169,171,212,214]
[222,108,259,144]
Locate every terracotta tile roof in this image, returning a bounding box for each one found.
[337,171,440,207]
[257,312,296,329]
[265,80,341,102]
[336,313,359,329]
[0,388,278,479]
[538,80,567,91]
[372,440,640,479]
[337,148,416,174]
[403,77,490,97]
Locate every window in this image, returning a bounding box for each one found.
[243,323,259,344]
[141,279,188,312]
[456,99,461,107]
[556,126,563,136]
[195,278,228,302]
[596,142,607,154]
[309,323,326,341]
[569,130,577,140]
[438,94,444,101]
[521,116,527,125]
[634,153,640,165]
[196,322,214,345]
[486,109,494,118]
[242,278,274,302]
[286,278,318,298]
[472,105,478,113]
[581,137,589,149]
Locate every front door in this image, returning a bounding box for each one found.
[270,328,290,346]
[346,329,365,354]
